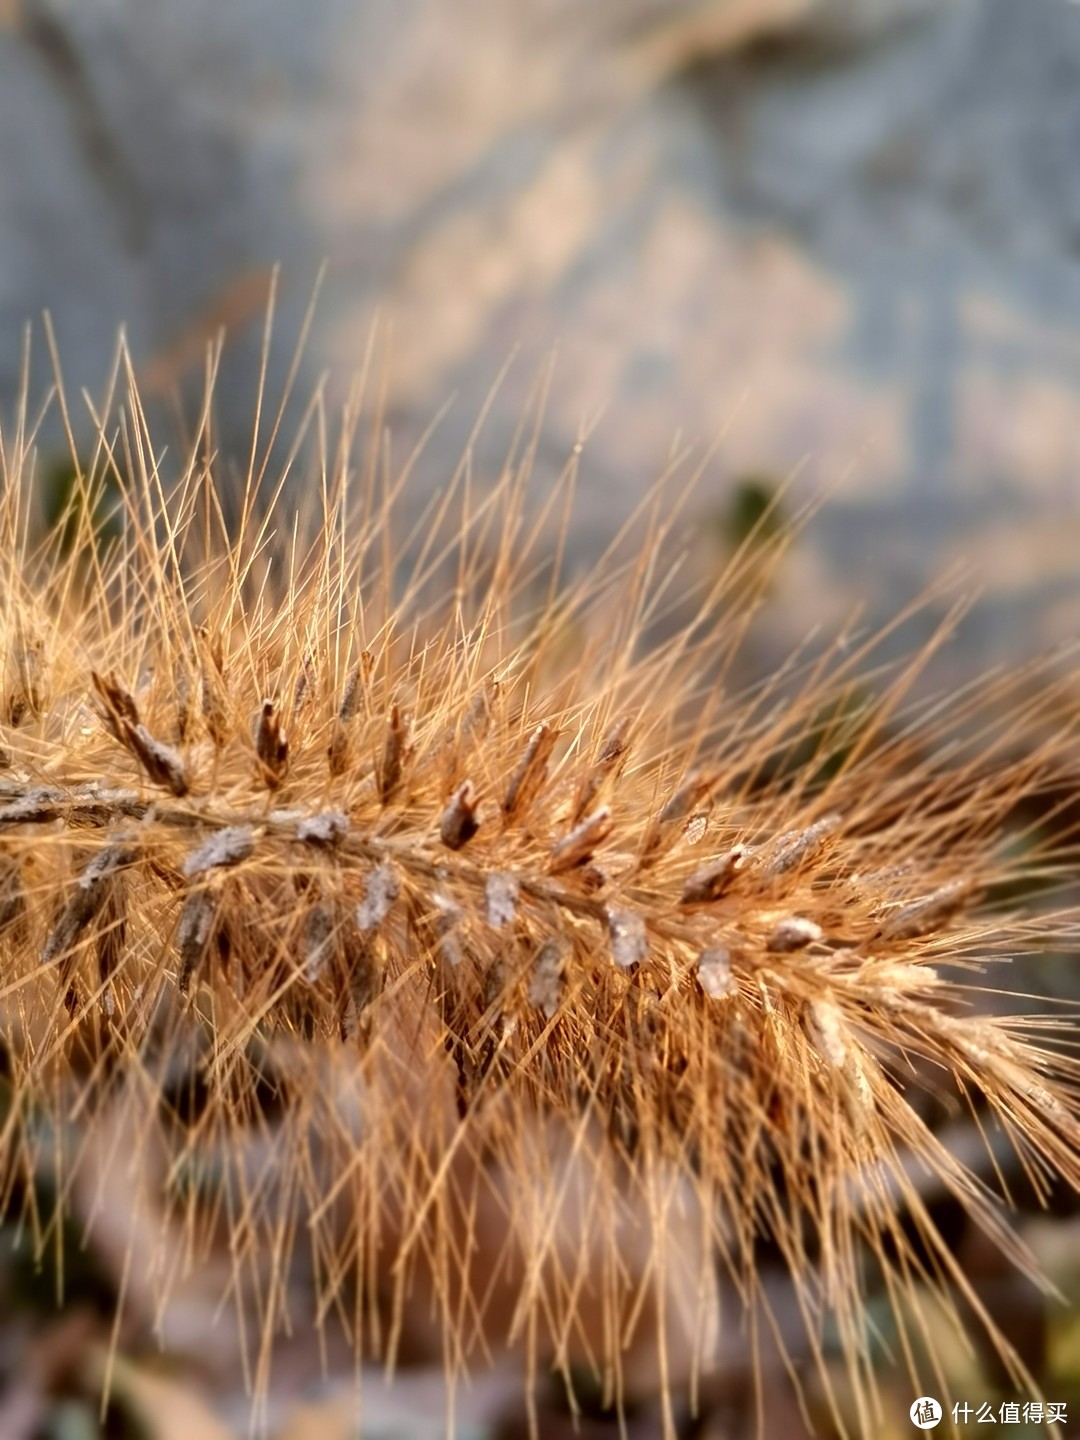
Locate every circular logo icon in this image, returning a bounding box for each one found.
[910,1397,943,1430]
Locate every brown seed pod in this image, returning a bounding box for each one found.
[679,846,749,904]
[176,882,220,996]
[327,651,374,777]
[502,723,558,821]
[549,806,612,874]
[439,780,481,850]
[42,842,138,1012]
[377,702,409,804]
[640,768,720,866]
[571,716,631,823]
[197,627,230,747]
[254,698,289,789]
[291,650,316,719]
[4,620,47,726]
[92,672,189,796]
[528,936,567,1019]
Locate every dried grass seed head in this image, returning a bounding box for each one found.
[0,337,1078,1436]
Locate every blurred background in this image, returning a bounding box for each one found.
[3,1,1080,1436]
[3,0,1080,681]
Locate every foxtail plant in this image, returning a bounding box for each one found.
[0,327,1079,1438]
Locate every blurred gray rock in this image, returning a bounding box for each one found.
[1,0,1080,682]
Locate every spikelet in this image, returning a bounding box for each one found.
[0,335,1079,1440]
